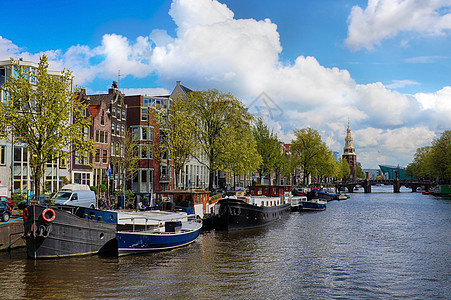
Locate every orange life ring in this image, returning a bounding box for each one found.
[23,208,30,220]
[42,208,56,222]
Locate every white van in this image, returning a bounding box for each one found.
[52,190,97,209]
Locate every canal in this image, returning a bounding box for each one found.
[0,186,450,299]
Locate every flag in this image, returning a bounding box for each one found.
[107,164,111,179]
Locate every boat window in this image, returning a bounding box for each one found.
[265,188,270,196]
[273,188,278,195]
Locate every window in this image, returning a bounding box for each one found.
[0,67,5,85]
[101,111,105,125]
[122,109,126,120]
[141,108,148,122]
[116,108,121,119]
[83,127,89,139]
[96,130,108,144]
[141,170,147,183]
[102,149,108,164]
[112,107,116,119]
[121,125,125,136]
[0,146,5,165]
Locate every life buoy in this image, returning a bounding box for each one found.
[23,208,30,220]
[42,208,56,222]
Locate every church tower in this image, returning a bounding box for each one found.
[342,121,357,180]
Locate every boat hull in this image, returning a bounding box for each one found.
[117,222,202,256]
[23,205,117,259]
[300,200,326,211]
[214,198,291,231]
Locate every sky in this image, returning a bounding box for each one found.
[1,0,450,169]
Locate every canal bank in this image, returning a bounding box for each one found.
[0,216,25,251]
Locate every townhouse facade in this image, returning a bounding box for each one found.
[124,94,174,199]
[0,59,71,197]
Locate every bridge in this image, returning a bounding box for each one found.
[335,179,432,193]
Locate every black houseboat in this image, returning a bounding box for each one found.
[214,186,291,231]
[23,205,117,259]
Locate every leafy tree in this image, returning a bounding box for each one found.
[406,146,433,179]
[110,129,140,194]
[338,157,351,179]
[252,118,282,184]
[356,162,365,179]
[157,94,197,189]
[0,55,94,198]
[291,128,328,184]
[185,89,254,191]
[219,118,262,187]
[430,130,451,181]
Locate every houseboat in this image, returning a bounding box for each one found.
[23,204,117,259]
[213,185,291,231]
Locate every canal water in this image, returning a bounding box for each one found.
[0,186,450,299]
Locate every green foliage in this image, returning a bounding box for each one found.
[407,130,450,181]
[252,118,282,183]
[291,127,330,184]
[11,193,26,207]
[157,92,197,188]
[110,129,140,190]
[99,184,107,193]
[90,186,98,194]
[184,89,257,191]
[0,55,95,197]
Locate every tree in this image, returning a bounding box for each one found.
[110,129,140,195]
[218,118,262,187]
[430,130,451,181]
[185,89,254,192]
[252,118,282,185]
[338,157,351,180]
[0,55,95,197]
[291,128,329,185]
[157,94,197,189]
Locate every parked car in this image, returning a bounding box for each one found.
[17,194,52,210]
[0,202,12,222]
[0,196,14,209]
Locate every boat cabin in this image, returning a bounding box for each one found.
[249,185,288,197]
[155,190,212,218]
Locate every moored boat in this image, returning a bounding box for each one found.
[213,185,291,231]
[23,205,117,259]
[307,189,338,201]
[116,211,202,256]
[299,198,327,211]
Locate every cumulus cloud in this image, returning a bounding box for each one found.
[1,0,449,168]
[346,0,451,51]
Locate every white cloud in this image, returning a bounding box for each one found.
[346,0,451,51]
[386,80,420,89]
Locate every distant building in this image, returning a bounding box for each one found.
[379,165,409,180]
[363,169,382,180]
[342,121,357,181]
[333,151,340,161]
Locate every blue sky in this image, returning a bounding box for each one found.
[1,0,450,168]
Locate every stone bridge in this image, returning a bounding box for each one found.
[335,179,432,193]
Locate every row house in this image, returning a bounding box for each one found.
[170,81,209,190]
[124,94,174,199]
[87,82,127,191]
[0,59,70,197]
